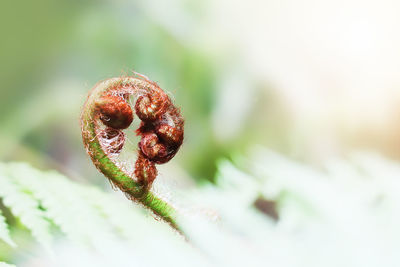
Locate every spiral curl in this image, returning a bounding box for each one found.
[80,74,184,229]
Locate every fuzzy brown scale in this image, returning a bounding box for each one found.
[94,76,184,189]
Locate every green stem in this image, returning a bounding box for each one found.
[80,77,179,230]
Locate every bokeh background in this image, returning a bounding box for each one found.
[1,0,400,266]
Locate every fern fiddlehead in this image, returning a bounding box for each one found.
[80,74,184,230]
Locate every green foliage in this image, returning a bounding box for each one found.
[174,148,400,267]
[0,210,15,248]
[0,161,183,265]
[1,149,400,266]
[0,164,52,251]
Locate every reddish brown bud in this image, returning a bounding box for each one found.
[134,152,157,187]
[156,124,184,146]
[139,133,169,162]
[97,95,133,129]
[135,92,169,122]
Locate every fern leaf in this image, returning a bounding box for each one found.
[43,172,117,249]
[7,162,177,248]
[0,209,16,248]
[0,163,53,252]
[6,163,85,244]
[83,186,157,240]
[8,163,117,249]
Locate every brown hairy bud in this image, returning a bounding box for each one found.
[134,151,157,188]
[82,75,185,231]
[138,132,168,161]
[89,74,184,190]
[135,91,169,122]
[97,95,133,129]
[156,124,184,146]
